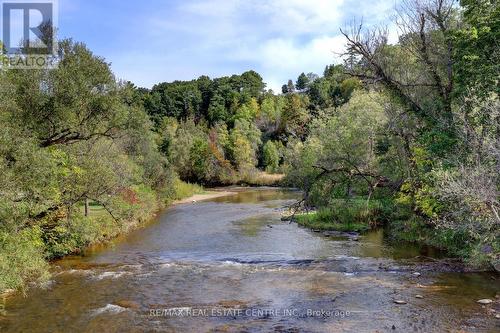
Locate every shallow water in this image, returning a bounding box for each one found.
[1,188,498,332]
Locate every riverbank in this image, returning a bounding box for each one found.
[283,199,388,233]
[0,180,204,294]
[292,211,371,233]
[173,190,237,204]
[283,199,499,272]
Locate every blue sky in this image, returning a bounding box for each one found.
[57,0,397,91]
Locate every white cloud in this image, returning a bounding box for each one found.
[228,34,347,91]
[108,0,399,90]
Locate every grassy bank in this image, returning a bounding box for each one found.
[293,199,393,233]
[291,197,496,269]
[295,211,370,232]
[0,179,203,294]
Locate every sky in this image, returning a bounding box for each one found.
[56,0,397,91]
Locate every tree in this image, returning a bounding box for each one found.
[296,72,310,91]
[207,93,228,123]
[229,119,262,173]
[340,78,362,102]
[453,0,500,100]
[324,64,346,81]
[258,95,283,136]
[240,70,266,97]
[263,141,280,173]
[9,39,131,148]
[169,118,207,180]
[306,72,320,83]
[189,138,212,183]
[308,78,332,109]
[340,0,459,155]
[234,97,260,122]
[280,94,310,139]
[284,91,396,206]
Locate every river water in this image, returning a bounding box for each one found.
[1,188,499,332]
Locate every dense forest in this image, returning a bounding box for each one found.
[134,64,359,185]
[0,0,498,293]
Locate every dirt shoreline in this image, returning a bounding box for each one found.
[173,191,237,204]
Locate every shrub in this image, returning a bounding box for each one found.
[0,227,49,292]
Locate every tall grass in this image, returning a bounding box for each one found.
[294,198,393,232]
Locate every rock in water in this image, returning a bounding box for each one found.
[477,299,493,305]
[412,272,421,277]
[415,295,424,299]
[113,300,140,309]
[393,300,407,304]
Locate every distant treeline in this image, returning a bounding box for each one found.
[131,65,361,185]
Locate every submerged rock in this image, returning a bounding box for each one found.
[114,300,140,309]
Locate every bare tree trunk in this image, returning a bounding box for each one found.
[84,198,89,217]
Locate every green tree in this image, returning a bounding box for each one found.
[229,119,262,172]
[284,91,391,204]
[280,94,310,139]
[189,138,212,182]
[9,39,129,148]
[454,0,500,99]
[308,78,332,108]
[281,84,289,94]
[296,72,309,91]
[263,141,280,173]
[234,97,260,122]
[207,93,228,123]
[240,70,266,97]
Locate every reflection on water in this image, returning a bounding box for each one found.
[357,229,447,259]
[1,188,498,333]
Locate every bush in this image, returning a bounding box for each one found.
[162,177,204,203]
[263,141,280,173]
[0,227,49,292]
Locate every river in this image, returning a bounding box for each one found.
[1,188,498,332]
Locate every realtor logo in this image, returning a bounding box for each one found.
[1,0,58,68]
